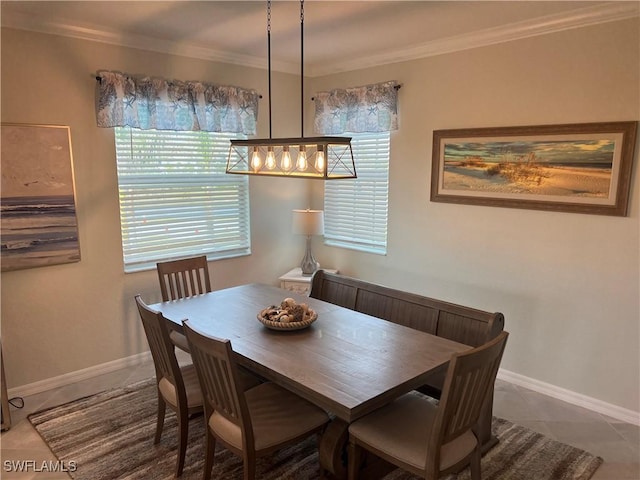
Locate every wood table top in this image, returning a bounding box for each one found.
[150,283,469,423]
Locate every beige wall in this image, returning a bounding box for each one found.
[0,28,310,388]
[311,19,640,413]
[1,17,638,414]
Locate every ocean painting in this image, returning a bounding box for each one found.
[431,122,637,216]
[1,125,80,271]
[441,139,616,200]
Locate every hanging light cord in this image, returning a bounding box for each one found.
[300,0,305,139]
[267,0,272,139]
[266,0,304,140]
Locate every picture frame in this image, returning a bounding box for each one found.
[431,121,638,216]
[1,124,81,272]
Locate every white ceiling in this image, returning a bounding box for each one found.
[1,1,638,76]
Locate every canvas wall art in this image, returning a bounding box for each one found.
[1,124,81,272]
[431,121,637,216]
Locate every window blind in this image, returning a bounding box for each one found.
[115,127,250,272]
[324,132,390,254]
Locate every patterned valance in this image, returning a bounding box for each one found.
[313,81,399,134]
[95,70,259,134]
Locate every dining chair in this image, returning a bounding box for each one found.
[183,320,331,480]
[347,331,509,480]
[156,255,212,352]
[135,295,204,478]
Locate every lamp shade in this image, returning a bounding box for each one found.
[292,209,324,236]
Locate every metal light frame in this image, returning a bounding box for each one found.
[228,137,355,179]
[226,0,356,179]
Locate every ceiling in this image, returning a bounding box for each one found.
[1,1,638,76]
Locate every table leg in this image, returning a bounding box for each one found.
[319,419,397,480]
[319,419,348,479]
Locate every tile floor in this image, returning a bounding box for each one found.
[1,357,639,479]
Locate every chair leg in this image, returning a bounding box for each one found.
[469,446,482,480]
[244,456,256,480]
[176,410,189,477]
[155,395,166,444]
[347,439,362,480]
[203,430,216,480]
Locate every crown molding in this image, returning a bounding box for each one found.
[0,10,299,74]
[2,3,638,78]
[308,2,640,76]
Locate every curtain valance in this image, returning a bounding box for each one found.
[95,70,259,134]
[313,81,399,134]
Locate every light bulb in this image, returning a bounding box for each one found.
[266,147,276,170]
[281,147,292,171]
[297,146,308,171]
[315,146,325,171]
[251,147,261,172]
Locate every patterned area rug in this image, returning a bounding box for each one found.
[29,378,603,480]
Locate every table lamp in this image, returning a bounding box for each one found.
[292,209,324,276]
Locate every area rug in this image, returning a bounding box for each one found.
[29,378,603,480]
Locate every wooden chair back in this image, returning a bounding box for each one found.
[156,255,212,301]
[135,295,203,477]
[427,331,509,476]
[182,321,254,452]
[135,295,186,405]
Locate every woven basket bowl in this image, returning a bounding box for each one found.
[257,308,317,331]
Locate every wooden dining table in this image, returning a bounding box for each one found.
[150,283,470,478]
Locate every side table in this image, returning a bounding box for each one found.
[279,267,338,295]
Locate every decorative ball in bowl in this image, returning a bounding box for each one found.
[258,297,317,331]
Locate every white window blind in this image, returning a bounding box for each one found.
[324,132,390,254]
[115,127,250,272]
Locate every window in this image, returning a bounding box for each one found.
[115,127,250,272]
[323,132,390,254]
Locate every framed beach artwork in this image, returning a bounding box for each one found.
[431,121,637,216]
[1,124,81,272]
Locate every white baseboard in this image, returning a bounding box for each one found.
[8,355,639,427]
[7,351,152,399]
[498,368,640,426]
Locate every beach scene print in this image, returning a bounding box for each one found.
[1,125,80,271]
[441,138,616,201]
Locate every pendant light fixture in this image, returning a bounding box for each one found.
[226,0,356,179]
